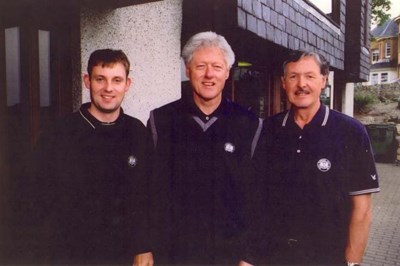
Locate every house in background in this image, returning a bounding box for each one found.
[0,0,372,263]
[366,15,400,85]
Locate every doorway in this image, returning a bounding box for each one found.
[0,0,79,262]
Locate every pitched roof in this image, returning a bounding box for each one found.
[370,59,398,70]
[371,18,399,38]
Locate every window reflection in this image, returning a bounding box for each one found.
[39,30,51,107]
[5,27,21,107]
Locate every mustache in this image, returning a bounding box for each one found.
[294,88,310,94]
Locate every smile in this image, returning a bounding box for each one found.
[294,90,310,95]
[101,95,115,100]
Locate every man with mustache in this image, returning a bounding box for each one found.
[245,50,380,266]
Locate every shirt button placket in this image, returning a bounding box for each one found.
[297,135,302,154]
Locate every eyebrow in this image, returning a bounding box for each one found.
[286,70,319,75]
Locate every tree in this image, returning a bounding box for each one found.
[371,0,391,26]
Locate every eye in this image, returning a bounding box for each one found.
[195,64,206,70]
[213,65,224,71]
[95,77,104,82]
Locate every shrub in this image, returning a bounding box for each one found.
[354,92,376,113]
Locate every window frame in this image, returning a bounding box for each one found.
[371,73,379,85]
[303,0,341,26]
[372,49,379,62]
[380,72,388,83]
[385,42,391,58]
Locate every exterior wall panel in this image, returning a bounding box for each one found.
[80,0,183,123]
[238,0,345,70]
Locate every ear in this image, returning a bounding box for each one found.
[281,76,286,90]
[185,66,190,79]
[322,75,328,88]
[224,67,230,81]
[125,77,132,92]
[83,74,91,89]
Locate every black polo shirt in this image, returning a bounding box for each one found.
[148,97,262,264]
[255,103,380,264]
[32,103,149,264]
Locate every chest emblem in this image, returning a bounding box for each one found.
[317,158,331,172]
[127,155,138,167]
[224,142,235,153]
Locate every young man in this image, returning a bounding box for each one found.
[247,50,380,266]
[147,31,263,265]
[31,49,152,265]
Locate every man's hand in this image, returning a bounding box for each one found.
[238,260,254,266]
[133,252,154,266]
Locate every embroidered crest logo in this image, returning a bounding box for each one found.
[127,155,138,167]
[317,158,331,172]
[224,142,235,153]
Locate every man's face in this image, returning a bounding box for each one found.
[84,62,131,119]
[186,46,230,106]
[281,56,327,111]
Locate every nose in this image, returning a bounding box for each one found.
[204,66,214,78]
[104,81,113,92]
[297,75,307,88]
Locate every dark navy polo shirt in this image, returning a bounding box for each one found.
[259,103,380,262]
[147,96,263,264]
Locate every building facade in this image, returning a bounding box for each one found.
[366,16,400,85]
[0,0,372,263]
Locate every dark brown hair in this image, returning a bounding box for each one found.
[87,49,130,77]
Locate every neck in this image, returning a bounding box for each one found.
[193,95,222,115]
[293,102,320,129]
[88,106,120,123]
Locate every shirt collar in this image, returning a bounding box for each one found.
[79,102,125,129]
[282,103,330,128]
[186,97,230,122]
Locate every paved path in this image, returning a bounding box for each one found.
[364,162,400,266]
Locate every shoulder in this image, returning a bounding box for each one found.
[227,100,260,125]
[122,114,146,131]
[35,111,81,150]
[149,99,184,130]
[328,109,367,134]
[151,99,182,116]
[269,111,287,121]
[263,111,287,130]
[46,111,81,135]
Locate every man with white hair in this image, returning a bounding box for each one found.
[147,31,263,265]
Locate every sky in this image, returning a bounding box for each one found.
[389,0,400,19]
[309,0,400,20]
[371,0,400,29]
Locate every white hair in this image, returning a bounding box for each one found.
[182,31,235,69]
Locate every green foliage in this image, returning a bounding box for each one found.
[372,0,391,26]
[354,91,376,113]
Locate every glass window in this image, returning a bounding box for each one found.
[371,73,378,85]
[385,42,391,58]
[5,27,21,107]
[39,30,51,107]
[381,73,388,83]
[372,49,379,62]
